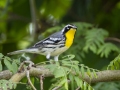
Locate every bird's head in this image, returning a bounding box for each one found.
[62,24,77,34]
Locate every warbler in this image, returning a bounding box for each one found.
[7,24,77,61]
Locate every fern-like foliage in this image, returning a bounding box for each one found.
[83,28,108,53]
[0,80,17,90]
[82,26,119,58]
[79,64,99,78]
[0,53,19,74]
[94,82,120,90]
[0,53,21,90]
[107,54,120,70]
[46,54,98,90]
[98,43,120,58]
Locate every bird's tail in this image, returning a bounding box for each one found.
[7,49,38,55]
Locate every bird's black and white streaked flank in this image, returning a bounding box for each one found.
[7,24,77,61]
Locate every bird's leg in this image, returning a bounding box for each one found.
[46,54,54,64]
[46,53,51,60]
[54,55,59,61]
[54,55,60,66]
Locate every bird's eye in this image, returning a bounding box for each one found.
[67,27,70,30]
[62,24,76,34]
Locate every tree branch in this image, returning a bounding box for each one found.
[0,65,120,83]
[9,66,53,82]
[105,37,120,43]
[81,70,120,83]
[0,70,12,80]
[8,65,120,83]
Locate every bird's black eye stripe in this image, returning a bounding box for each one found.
[63,25,73,34]
[65,25,74,30]
[62,24,76,34]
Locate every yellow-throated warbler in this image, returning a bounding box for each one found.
[7,24,77,61]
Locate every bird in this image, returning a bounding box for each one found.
[7,24,77,61]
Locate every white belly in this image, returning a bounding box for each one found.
[39,46,68,56]
[51,47,68,56]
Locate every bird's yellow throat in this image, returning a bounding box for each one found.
[65,28,76,48]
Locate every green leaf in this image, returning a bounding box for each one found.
[2,81,7,90]
[0,81,2,88]
[79,79,83,89]
[64,80,68,90]
[69,74,74,90]
[13,83,17,89]
[45,64,56,73]
[8,82,13,89]
[4,56,11,61]
[87,68,91,78]
[61,60,72,66]
[57,77,66,87]
[98,43,119,58]
[0,61,2,71]
[0,80,18,90]
[72,65,80,75]
[72,61,79,64]
[62,54,75,60]
[74,76,82,88]
[62,67,70,73]
[83,82,87,90]
[13,59,20,64]
[0,53,3,59]
[81,65,85,78]
[12,61,18,73]
[88,85,93,90]
[111,65,115,70]
[83,28,109,54]
[4,59,13,72]
[114,61,119,70]
[54,67,65,78]
[89,43,97,53]
[92,70,97,78]
[107,54,120,70]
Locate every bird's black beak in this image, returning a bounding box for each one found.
[73,25,77,29]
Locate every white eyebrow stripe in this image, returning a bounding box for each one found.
[43,40,54,43]
[62,28,65,33]
[65,24,71,27]
[50,37,62,41]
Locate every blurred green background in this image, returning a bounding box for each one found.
[0,0,120,90]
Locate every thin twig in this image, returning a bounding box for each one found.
[76,87,80,90]
[25,61,36,89]
[24,61,35,67]
[26,69,36,90]
[40,75,44,90]
[18,61,36,90]
[18,61,34,73]
[52,85,62,90]
[105,37,120,43]
[18,61,25,73]
[52,80,70,90]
